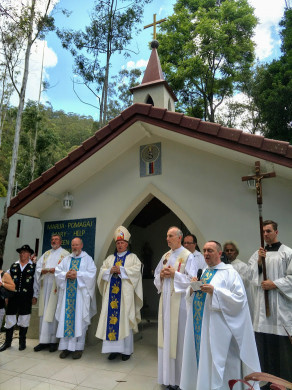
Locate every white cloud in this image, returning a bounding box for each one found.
[136,59,148,68]
[248,0,285,60]
[126,59,148,70]
[2,0,59,106]
[126,61,135,70]
[27,40,58,101]
[9,39,58,106]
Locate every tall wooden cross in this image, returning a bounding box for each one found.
[242,161,276,317]
[144,14,166,40]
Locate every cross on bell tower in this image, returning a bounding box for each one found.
[144,14,166,40]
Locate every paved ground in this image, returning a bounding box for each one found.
[0,321,162,390]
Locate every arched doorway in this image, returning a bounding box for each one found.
[127,197,188,321]
[94,190,204,345]
[100,185,204,325]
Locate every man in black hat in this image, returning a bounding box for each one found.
[0,244,38,351]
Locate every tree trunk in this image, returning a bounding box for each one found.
[0,0,36,259]
[99,85,105,128]
[103,47,111,125]
[0,66,8,148]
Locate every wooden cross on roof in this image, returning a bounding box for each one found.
[144,14,166,40]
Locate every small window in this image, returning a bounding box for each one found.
[146,95,154,105]
[35,238,39,256]
[17,220,21,238]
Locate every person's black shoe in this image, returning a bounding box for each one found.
[59,350,71,359]
[108,352,119,360]
[19,344,26,351]
[72,350,83,359]
[49,343,58,352]
[19,327,28,351]
[0,327,14,352]
[121,354,131,361]
[0,342,11,352]
[34,343,49,352]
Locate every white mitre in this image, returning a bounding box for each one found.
[114,226,131,242]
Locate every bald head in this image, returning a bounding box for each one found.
[71,237,83,256]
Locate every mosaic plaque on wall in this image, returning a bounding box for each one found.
[140,142,162,177]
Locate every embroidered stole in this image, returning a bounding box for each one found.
[39,248,68,321]
[106,251,130,341]
[158,248,190,359]
[64,257,81,338]
[193,269,217,366]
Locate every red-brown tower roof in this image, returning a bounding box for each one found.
[130,40,177,101]
[141,41,164,84]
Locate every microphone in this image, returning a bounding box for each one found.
[197,268,203,281]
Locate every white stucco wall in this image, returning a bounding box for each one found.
[133,84,175,111]
[17,133,292,343]
[38,135,292,266]
[0,198,42,271]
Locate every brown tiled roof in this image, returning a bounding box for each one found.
[7,103,292,217]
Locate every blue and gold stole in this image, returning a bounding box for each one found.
[64,257,81,338]
[106,251,130,341]
[193,269,217,366]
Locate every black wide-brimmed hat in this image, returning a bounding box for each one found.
[16,244,34,255]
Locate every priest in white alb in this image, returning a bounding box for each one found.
[154,226,198,390]
[55,237,97,359]
[34,234,69,353]
[180,241,261,390]
[96,226,143,361]
[247,220,292,386]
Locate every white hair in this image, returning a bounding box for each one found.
[168,226,183,238]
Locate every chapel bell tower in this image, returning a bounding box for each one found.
[130,40,177,111]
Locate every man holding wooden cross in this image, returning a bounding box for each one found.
[248,220,292,385]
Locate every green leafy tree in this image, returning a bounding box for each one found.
[215,70,267,134]
[0,64,15,147]
[107,68,142,120]
[57,0,151,128]
[0,104,96,194]
[0,0,55,259]
[157,0,257,122]
[15,101,57,189]
[252,8,292,143]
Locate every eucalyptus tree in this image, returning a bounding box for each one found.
[157,0,258,122]
[0,0,55,259]
[251,8,292,143]
[57,0,152,127]
[107,68,142,121]
[0,64,14,147]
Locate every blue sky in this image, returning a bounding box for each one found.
[43,0,175,119]
[20,0,287,120]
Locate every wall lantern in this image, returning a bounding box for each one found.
[246,177,257,190]
[63,192,73,210]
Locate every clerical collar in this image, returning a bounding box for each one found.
[52,246,61,252]
[172,246,183,254]
[117,251,127,257]
[265,242,282,252]
[208,262,232,270]
[72,251,83,258]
